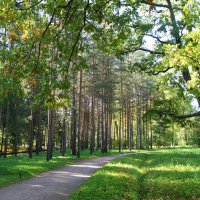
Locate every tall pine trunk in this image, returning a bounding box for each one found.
[77,70,83,158]
[28,109,34,159]
[90,95,95,154]
[4,102,9,158]
[46,108,55,161]
[71,73,77,155]
[36,109,42,155]
[61,115,66,156]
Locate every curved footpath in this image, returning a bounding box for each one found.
[0,153,134,200]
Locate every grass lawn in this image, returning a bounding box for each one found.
[70,148,200,200]
[0,149,131,188]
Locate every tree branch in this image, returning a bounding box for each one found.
[14,40,37,68]
[12,0,43,23]
[66,0,90,69]
[14,0,43,11]
[57,0,74,9]
[166,0,180,44]
[147,66,173,75]
[128,47,165,55]
[55,5,79,39]
[176,111,200,119]
[122,1,169,9]
[143,34,171,44]
[38,9,56,60]
[141,0,169,9]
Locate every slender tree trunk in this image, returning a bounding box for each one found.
[96,102,100,150]
[128,102,132,151]
[4,102,9,158]
[71,81,77,156]
[119,65,123,152]
[81,110,85,150]
[61,116,66,156]
[0,105,3,154]
[47,108,54,161]
[81,93,85,150]
[139,92,143,149]
[28,109,34,159]
[142,102,145,148]
[104,100,108,153]
[50,109,55,158]
[108,110,112,150]
[122,107,124,150]
[115,121,118,140]
[145,101,149,149]
[101,99,105,153]
[124,102,127,149]
[90,95,95,154]
[150,93,153,149]
[1,128,4,153]
[14,103,18,157]
[47,108,51,161]
[36,109,42,155]
[85,101,89,149]
[119,110,122,152]
[54,110,58,149]
[77,70,83,158]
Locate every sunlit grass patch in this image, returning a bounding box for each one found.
[70,148,200,200]
[70,154,144,200]
[141,149,200,200]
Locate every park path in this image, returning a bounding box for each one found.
[0,153,133,200]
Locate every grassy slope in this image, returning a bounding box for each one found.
[0,149,131,188]
[70,148,200,200]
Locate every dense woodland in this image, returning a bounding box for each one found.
[0,0,200,160]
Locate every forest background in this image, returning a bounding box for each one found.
[0,0,200,160]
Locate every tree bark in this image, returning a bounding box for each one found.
[4,102,9,158]
[61,116,66,156]
[36,109,42,155]
[77,70,83,158]
[28,109,34,159]
[71,79,77,156]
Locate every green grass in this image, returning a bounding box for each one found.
[0,149,131,188]
[69,148,200,200]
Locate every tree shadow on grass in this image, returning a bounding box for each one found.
[71,150,200,200]
[142,169,200,200]
[138,149,200,200]
[142,150,200,169]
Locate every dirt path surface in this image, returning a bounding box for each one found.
[0,153,134,200]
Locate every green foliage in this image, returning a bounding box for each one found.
[165,29,200,97]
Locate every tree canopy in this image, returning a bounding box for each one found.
[0,0,200,159]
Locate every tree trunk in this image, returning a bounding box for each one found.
[119,110,122,152]
[104,100,108,153]
[61,116,66,156]
[101,99,105,153]
[96,102,101,150]
[4,102,9,158]
[28,109,34,159]
[14,103,18,157]
[46,108,54,161]
[71,82,77,156]
[85,101,90,149]
[0,105,2,153]
[77,70,83,158]
[36,109,42,155]
[90,95,95,154]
